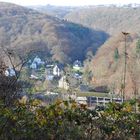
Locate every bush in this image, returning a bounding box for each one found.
[0,99,139,140]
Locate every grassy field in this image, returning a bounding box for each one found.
[52,88,121,98]
[77,92,120,98]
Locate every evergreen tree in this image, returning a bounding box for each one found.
[136,39,140,58]
[114,48,119,61]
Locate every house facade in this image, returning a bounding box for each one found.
[58,76,69,90]
[30,56,45,69]
[5,68,16,77]
[53,64,63,77]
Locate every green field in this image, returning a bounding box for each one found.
[77,92,120,98]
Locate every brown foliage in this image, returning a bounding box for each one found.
[87,33,140,98]
[65,6,140,35]
[0,75,21,106]
[0,2,108,63]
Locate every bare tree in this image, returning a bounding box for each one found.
[128,52,140,112]
[0,46,29,106]
[122,32,130,102]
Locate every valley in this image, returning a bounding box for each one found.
[0,2,140,139]
[0,2,140,100]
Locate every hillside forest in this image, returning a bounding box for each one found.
[0,3,140,139]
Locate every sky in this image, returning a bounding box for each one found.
[0,0,140,6]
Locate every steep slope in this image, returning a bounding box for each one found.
[65,6,140,35]
[0,2,108,64]
[88,33,140,98]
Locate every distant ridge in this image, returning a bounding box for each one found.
[65,6,140,35]
[31,4,140,35]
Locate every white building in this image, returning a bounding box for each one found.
[53,65,61,76]
[33,56,42,64]
[30,74,39,80]
[30,56,45,69]
[5,68,16,77]
[30,63,37,69]
[58,76,69,90]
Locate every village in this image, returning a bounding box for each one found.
[4,56,123,108]
[28,56,83,90]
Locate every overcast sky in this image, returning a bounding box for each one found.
[0,0,140,6]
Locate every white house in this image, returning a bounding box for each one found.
[45,68,54,81]
[53,65,61,76]
[30,62,37,69]
[46,64,54,68]
[58,76,69,90]
[73,60,82,71]
[30,74,39,80]
[30,56,45,69]
[5,68,16,77]
[33,56,42,64]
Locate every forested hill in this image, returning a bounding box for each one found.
[30,5,140,35]
[0,2,108,64]
[65,6,140,35]
[86,33,140,97]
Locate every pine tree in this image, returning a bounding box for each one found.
[136,39,140,58]
[114,48,119,61]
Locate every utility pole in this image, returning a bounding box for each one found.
[122,32,130,102]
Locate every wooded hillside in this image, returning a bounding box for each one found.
[0,2,108,64]
[65,6,140,35]
[88,33,140,98]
